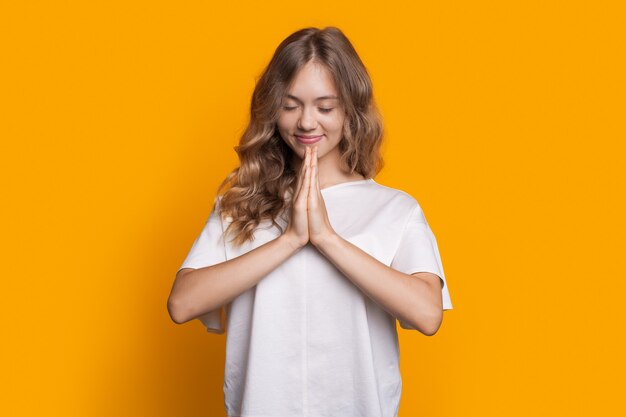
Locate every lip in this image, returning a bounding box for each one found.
[295,134,323,144]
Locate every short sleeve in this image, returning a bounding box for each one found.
[178,196,227,334]
[391,202,453,325]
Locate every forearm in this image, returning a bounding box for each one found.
[169,233,303,324]
[314,233,441,334]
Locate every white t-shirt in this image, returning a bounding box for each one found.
[179,178,453,417]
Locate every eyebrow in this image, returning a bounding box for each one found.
[285,94,339,103]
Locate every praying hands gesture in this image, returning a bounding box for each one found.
[284,146,337,249]
[282,146,444,333]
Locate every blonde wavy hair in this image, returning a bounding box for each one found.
[216,26,385,247]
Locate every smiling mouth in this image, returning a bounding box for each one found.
[295,135,323,144]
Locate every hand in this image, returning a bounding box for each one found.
[307,146,337,247]
[283,146,337,249]
[284,146,312,248]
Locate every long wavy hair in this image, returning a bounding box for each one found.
[216,26,385,247]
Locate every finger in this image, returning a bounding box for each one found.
[293,147,310,200]
[296,152,310,202]
[309,165,318,209]
[300,154,312,206]
[313,146,320,195]
[310,147,318,197]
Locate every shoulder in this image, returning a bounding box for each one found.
[368,179,423,215]
[214,194,223,209]
[212,194,233,223]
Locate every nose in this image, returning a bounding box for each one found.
[297,107,317,131]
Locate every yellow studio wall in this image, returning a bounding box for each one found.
[1,1,624,416]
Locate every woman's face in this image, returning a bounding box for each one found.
[276,61,346,162]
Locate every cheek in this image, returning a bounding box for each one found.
[326,114,345,133]
[276,117,291,136]
[277,114,297,131]
[276,116,286,130]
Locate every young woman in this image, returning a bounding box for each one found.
[168,26,453,417]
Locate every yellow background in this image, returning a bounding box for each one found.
[1,1,624,416]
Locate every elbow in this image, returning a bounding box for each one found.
[426,313,443,336]
[167,295,190,325]
[422,321,441,336]
[168,269,195,324]
[412,308,443,336]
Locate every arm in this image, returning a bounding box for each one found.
[167,233,303,324]
[170,147,314,326]
[314,234,444,336]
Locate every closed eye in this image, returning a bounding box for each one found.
[282,105,334,114]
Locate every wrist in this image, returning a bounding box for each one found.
[312,232,341,251]
[280,232,307,252]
